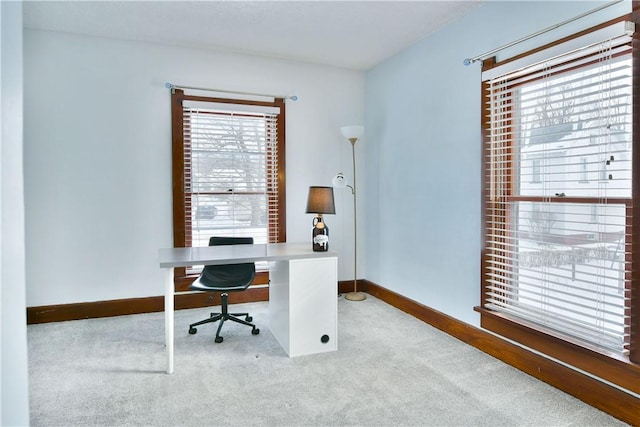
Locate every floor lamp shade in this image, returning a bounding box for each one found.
[340,126,364,141]
[305,186,335,252]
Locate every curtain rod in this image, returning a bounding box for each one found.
[165,83,298,101]
[463,0,624,66]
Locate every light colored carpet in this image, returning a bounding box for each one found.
[28,295,627,426]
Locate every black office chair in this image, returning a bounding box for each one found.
[188,236,260,343]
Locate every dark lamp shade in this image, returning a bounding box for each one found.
[305,186,335,214]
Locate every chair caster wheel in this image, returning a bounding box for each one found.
[189,327,197,335]
[246,316,253,322]
[215,336,223,343]
[252,328,260,335]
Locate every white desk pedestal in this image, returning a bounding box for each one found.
[269,257,338,357]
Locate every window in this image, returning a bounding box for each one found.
[480,19,638,392]
[171,89,286,286]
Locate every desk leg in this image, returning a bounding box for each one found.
[164,267,174,374]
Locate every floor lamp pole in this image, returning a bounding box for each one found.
[345,137,366,301]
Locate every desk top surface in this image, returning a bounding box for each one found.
[159,242,337,268]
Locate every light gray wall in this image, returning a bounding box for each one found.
[1,0,30,424]
[363,1,630,326]
[23,30,365,307]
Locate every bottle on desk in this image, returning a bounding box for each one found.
[312,216,329,251]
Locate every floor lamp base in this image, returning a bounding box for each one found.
[344,291,366,301]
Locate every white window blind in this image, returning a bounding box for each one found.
[483,23,633,355]
[182,102,280,264]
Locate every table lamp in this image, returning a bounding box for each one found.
[305,186,335,251]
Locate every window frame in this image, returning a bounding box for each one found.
[171,89,286,290]
[477,15,640,394]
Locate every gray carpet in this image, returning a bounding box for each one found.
[28,295,627,426]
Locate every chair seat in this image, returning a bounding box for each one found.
[189,280,248,293]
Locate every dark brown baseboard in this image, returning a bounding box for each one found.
[26,287,270,324]
[27,281,358,324]
[360,279,640,426]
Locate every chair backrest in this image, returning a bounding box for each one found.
[197,236,256,291]
[209,236,253,246]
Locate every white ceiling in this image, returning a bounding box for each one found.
[23,1,482,70]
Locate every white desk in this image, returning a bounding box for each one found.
[159,242,338,373]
